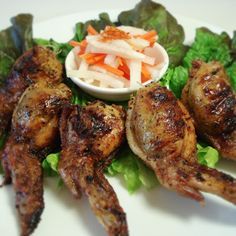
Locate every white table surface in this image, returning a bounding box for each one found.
[0,0,236,33]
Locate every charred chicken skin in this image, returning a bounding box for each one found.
[0,46,63,138]
[126,83,236,204]
[59,101,128,236]
[182,60,236,160]
[1,80,72,236]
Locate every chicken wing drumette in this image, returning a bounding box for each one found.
[182,60,236,160]
[59,101,128,236]
[126,83,236,204]
[1,80,71,236]
[0,46,63,138]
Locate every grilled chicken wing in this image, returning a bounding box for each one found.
[59,101,128,236]
[0,46,62,138]
[182,60,236,159]
[126,83,236,204]
[1,80,71,236]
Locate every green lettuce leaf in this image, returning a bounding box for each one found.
[10,14,33,52]
[118,0,187,67]
[106,145,158,193]
[197,143,219,168]
[160,66,188,98]
[0,14,33,84]
[0,133,8,174]
[0,14,33,58]
[227,62,236,91]
[231,31,236,60]
[42,153,63,187]
[183,27,232,68]
[42,152,60,176]
[0,51,15,85]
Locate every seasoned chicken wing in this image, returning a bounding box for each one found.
[182,60,236,159]
[126,83,236,204]
[1,80,71,236]
[0,46,63,138]
[59,101,128,236]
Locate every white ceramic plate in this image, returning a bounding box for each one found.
[0,9,236,236]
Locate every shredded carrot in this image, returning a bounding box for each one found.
[139,30,157,40]
[100,26,131,42]
[147,37,157,47]
[117,56,123,66]
[79,39,88,47]
[78,40,88,55]
[69,40,88,55]
[141,63,151,83]
[69,40,80,47]
[95,62,124,77]
[118,58,130,80]
[87,55,106,64]
[80,53,106,64]
[87,24,98,35]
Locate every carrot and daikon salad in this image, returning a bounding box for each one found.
[67,25,164,89]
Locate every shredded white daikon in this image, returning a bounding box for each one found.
[68,25,168,90]
[127,38,149,51]
[88,40,145,60]
[128,60,142,89]
[104,54,118,67]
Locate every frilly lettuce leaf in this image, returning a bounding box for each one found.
[227,62,236,91]
[197,143,219,168]
[0,51,15,86]
[0,14,33,84]
[0,133,8,174]
[106,145,158,193]
[231,31,236,59]
[118,0,187,67]
[41,146,159,193]
[42,153,63,187]
[160,66,188,98]
[183,27,232,68]
[42,153,60,176]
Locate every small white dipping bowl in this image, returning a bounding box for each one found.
[65,42,169,101]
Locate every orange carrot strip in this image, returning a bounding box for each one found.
[80,53,106,64]
[69,40,80,47]
[78,47,86,55]
[87,24,98,35]
[148,37,157,46]
[69,39,88,54]
[86,54,106,64]
[81,53,94,60]
[139,30,157,40]
[118,58,130,80]
[117,56,123,66]
[96,62,124,77]
[78,46,87,55]
[141,63,151,83]
[80,39,88,47]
